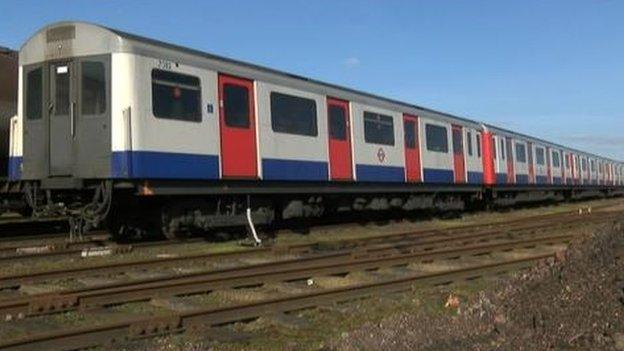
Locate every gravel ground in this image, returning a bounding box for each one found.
[332,218,624,351]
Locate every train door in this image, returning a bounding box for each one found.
[218,74,258,178]
[505,137,514,183]
[452,125,465,183]
[546,147,552,184]
[560,151,565,184]
[327,98,353,180]
[49,61,74,176]
[527,141,534,183]
[403,114,421,182]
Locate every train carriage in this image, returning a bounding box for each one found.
[8,21,624,237]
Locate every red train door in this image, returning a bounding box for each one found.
[218,74,258,178]
[527,141,534,184]
[452,125,465,183]
[327,98,353,181]
[403,114,421,182]
[546,147,552,184]
[506,137,514,183]
[560,151,565,184]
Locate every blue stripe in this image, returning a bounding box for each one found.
[536,175,548,184]
[423,168,454,184]
[356,164,404,183]
[467,171,483,184]
[553,177,562,185]
[8,156,22,181]
[516,174,529,184]
[263,158,328,181]
[496,173,507,185]
[112,151,219,179]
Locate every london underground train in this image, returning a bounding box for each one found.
[8,22,624,237]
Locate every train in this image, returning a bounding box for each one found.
[0,46,23,212]
[5,21,624,238]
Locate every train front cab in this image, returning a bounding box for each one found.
[17,23,113,188]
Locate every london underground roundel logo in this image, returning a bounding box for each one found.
[377,148,386,163]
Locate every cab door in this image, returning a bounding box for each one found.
[49,61,74,176]
[218,74,258,178]
[452,125,465,183]
[403,114,421,182]
[327,98,352,180]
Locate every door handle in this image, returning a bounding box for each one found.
[70,102,76,138]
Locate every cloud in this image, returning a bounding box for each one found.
[342,57,360,68]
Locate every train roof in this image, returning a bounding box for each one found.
[19,21,623,164]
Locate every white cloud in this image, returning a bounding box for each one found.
[342,57,360,68]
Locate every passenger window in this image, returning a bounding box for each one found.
[515,143,527,163]
[476,134,481,158]
[467,132,473,156]
[26,68,42,120]
[364,111,394,145]
[223,84,250,128]
[152,69,201,122]
[329,105,347,140]
[404,120,416,149]
[271,92,318,136]
[425,124,448,153]
[591,160,596,172]
[536,148,545,165]
[500,139,505,160]
[81,61,106,115]
[552,151,560,168]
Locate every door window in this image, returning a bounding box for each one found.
[81,62,106,115]
[54,65,70,115]
[452,129,463,154]
[329,105,347,140]
[223,84,250,128]
[404,120,416,149]
[26,68,42,120]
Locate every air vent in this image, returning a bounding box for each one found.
[46,25,75,42]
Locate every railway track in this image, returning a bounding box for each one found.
[0,253,553,351]
[0,209,615,289]
[0,205,619,350]
[0,232,572,320]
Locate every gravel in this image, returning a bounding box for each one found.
[332,218,624,351]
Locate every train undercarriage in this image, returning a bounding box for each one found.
[4,178,622,241]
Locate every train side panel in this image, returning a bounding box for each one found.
[351,103,404,182]
[257,82,329,181]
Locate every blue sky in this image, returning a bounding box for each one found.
[1,0,622,159]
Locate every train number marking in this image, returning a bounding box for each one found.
[157,59,174,70]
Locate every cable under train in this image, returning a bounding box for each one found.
[3,21,623,238]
